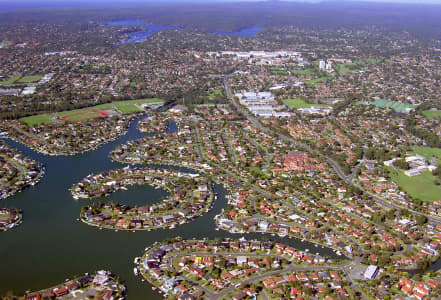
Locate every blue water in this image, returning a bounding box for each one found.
[108,20,262,44]
[0,113,340,299]
[107,20,182,44]
[211,25,263,37]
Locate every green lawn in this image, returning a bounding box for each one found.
[282,98,315,109]
[208,89,223,98]
[19,98,164,126]
[270,71,289,75]
[248,167,270,177]
[20,114,55,126]
[355,58,381,65]
[17,75,42,83]
[56,98,164,116]
[358,99,415,113]
[304,76,333,84]
[413,147,441,160]
[0,75,21,86]
[333,59,380,76]
[371,99,415,113]
[422,110,441,120]
[387,166,441,203]
[291,69,315,76]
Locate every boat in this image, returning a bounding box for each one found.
[133,267,139,276]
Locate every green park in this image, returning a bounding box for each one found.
[282,98,316,109]
[387,166,441,203]
[19,98,164,126]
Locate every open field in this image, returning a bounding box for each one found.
[291,69,315,75]
[19,114,56,126]
[16,75,42,83]
[422,110,441,120]
[387,167,441,203]
[270,70,289,75]
[208,89,223,98]
[269,67,316,76]
[282,98,315,109]
[413,147,441,160]
[61,110,109,122]
[19,98,164,126]
[334,59,380,75]
[248,166,270,178]
[371,99,415,112]
[357,99,415,113]
[0,75,21,86]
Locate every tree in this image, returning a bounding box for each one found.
[415,215,427,226]
[392,159,409,170]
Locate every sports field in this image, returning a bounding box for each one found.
[60,110,110,122]
[422,110,441,120]
[282,98,315,109]
[334,59,380,75]
[386,166,441,203]
[0,74,42,85]
[291,69,316,76]
[413,147,441,160]
[16,75,43,83]
[208,89,223,98]
[360,99,415,113]
[19,98,164,126]
[372,99,415,112]
[0,75,21,86]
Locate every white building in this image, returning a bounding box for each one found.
[364,265,378,280]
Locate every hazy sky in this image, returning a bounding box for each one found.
[1,0,441,10]
[3,0,441,3]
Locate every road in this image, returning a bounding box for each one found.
[222,131,237,165]
[245,135,271,170]
[192,121,205,161]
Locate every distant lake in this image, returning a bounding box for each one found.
[107,20,263,44]
[211,25,263,37]
[107,20,182,45]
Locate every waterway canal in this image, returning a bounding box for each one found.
[0,115,338,299]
